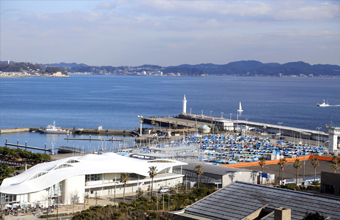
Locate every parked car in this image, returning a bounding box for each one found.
[159,186,169,193]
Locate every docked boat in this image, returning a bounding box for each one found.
[317,100,330,107]
[39,121,69,134]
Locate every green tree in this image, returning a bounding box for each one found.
[194,165,204,189]
[0,164,14,184]
[302,212,326,220]
[121,173,130,202]
[259,157,266,185]
[331,161,339,173]
[277,158,287,184]
[293,159,302,185]
[148,166,158,198]
[42,153,51,162]
[311,158,320,182]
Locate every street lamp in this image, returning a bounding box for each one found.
[221,112,224,119]
[229,113,232,120]
[236,112,239,131]
[278,122,283,140]
[210,111,212,117]
[245,118,249,136]
[201,110,204,116]
[190,108,192,115]
[137,115,144,136]
[316,127,322,147]
[54,194,59,220]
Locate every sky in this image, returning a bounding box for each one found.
[1,0,340,66]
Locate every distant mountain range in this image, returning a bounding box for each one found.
[1,60,340,76]
[177,61,340,76]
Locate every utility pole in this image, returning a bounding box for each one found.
[278,122,283,141]
[316,127,322,147]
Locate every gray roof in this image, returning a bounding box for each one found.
[177,163,254,176]
[184,181,340,220]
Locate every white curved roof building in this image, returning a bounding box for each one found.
[0,153,187,206]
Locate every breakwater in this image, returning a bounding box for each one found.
[0,127,135,136]
[143,115,330,142]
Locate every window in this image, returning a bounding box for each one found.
[148,160,174,163]
[66,159,80,164]
[85,174,104,182]
[28,172,48,181]
[54,164,73,170]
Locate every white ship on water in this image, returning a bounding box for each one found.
[317,100,330,107]
[237,102,243,113]
[39,121,69,134]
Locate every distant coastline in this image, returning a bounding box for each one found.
[1,60,340,78]
[2,72,340,78]
[0,72,69,78]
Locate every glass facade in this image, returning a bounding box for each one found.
[85,174,104,182]
[47,182,63,197]
[0,193,28,204]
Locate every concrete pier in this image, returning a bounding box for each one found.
[0,127,135,136]
[0,127,32,134]
[143,114,330,142]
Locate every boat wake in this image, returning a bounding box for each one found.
[329,105,340,107]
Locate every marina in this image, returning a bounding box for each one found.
[0,110,338,157]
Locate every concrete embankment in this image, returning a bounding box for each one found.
[0,127,33,134]
[73,128,134,136]
[0,127,136,136]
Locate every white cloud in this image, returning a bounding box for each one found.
[1,0,340,66]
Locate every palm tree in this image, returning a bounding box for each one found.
[121,173,130,202]
[258,157,266,185]
[151,120,155,132]
[148,166,158,198]
[331,161,339,173]
[332,155,338,164]
[155,123,159,132]
[277,158,287,184]
[194,165,204,189]
[293,159,302,185]
[311,158,320,182]
[173,121,178,130]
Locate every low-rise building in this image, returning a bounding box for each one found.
[174,163,259,188]
[321,171,340,196]
[0,153,187,207]
[175,181,340,219]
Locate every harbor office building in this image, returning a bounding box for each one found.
[0,153,187,207]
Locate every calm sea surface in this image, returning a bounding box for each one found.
[0,75,339,151]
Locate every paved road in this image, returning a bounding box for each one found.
[243,159,334,180]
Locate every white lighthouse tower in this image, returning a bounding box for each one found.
[325,125,340,153]
[182,95,187,114]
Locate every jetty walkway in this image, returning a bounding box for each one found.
[0,127,135,136]
[143,114,329,142]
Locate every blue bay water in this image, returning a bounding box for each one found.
[0,75,339,151]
